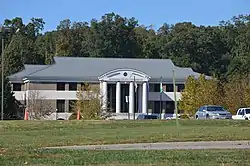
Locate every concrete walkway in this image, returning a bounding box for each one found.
[44,140,250,150]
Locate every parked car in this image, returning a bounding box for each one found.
[137,114,159,120]
[195,105,232,119]
[232,108,250,120]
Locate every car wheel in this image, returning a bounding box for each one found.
[196,115,198,119]
[245,118,249,120]
[206,114,210,119]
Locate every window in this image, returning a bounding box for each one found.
[207,106,225,112]
[56,100,65,112]
[199,107,204,112]
[69,100,76,112]
[165,84,173,92]
[154,84,160,92]
[69,83,77,91]
[238,109,243,115]
[13,83,22,91]
[149,84,154,92]
[166,101,174,113]
[245,109,250,114]
[177,84,185,92]
[57,83,65,90]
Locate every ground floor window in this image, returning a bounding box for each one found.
[151,101,175,114]
[56,100,65,112]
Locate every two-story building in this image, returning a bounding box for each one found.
[8,56,203,119]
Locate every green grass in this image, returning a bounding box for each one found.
[0,120,250,165]
[1,149,250,166]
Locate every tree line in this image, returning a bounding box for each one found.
[0,13,250,119]
[1,13,250,79]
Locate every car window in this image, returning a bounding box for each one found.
[245,109,250,114]
[238,110,243,115]
[207,106,225,111]
[199,107,204,112]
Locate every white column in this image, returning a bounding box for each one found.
[138,84,142,113]
[116,81,121,113]
[142,82,148,114]
[129,82,134,114]
[102,81,108,110]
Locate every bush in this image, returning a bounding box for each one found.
[180,114,190,119]
[68,112,82,120]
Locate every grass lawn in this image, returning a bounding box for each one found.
[1,149,250,166]
[0,120,250,165]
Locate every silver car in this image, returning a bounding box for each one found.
[195,105,232,119]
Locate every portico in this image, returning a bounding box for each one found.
[98,68,150,114]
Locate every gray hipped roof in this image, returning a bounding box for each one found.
[8,64,50,82]
[8,56,205,83]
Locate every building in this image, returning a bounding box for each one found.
[8,56,204,119]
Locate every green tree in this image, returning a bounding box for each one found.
[178,76,198,115]
[72,83,110,120]
[0,75,21,119]
[179,75,223,116]
[223,77,250,114]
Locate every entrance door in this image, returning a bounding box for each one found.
[121,84,129,113]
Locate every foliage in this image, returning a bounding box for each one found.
[179,114,190,119]
[73,82,111,120]
[179,75,222,115]
[27,90,53,120]
[0,14,249,80]
[178,76,198,115]
[68,111,82,120]
[223,77,250,114]
[0,75,22,119]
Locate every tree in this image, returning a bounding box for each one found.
[178,76,198,115]
[179,75,222,116]
[27,90,53,120]
[223,78,250,114]
[0,75,21,119]
[72,82,110,120]
[3,34,24,76]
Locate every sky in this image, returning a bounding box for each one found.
[1,0,250,32]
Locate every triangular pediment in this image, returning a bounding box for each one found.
[98,68,150,82]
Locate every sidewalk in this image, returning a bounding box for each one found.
[44,140,250,150]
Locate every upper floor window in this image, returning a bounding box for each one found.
[69,83,77,91]
[177,84,185,92]
[57,83,65,90]
[149,84,161,92]
[13,83,22,91]
[149,84,154,92]
[154,84,160,92]
[165,84,174,92]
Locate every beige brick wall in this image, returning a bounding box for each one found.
[26,82,56,90]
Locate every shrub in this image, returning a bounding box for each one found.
[68,112,82,120]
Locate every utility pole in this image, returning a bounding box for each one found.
[0,26,5,120]
[172,69,179,127]
[160,76,163,119]
[134,76,137,120]
[1,36,4,120]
